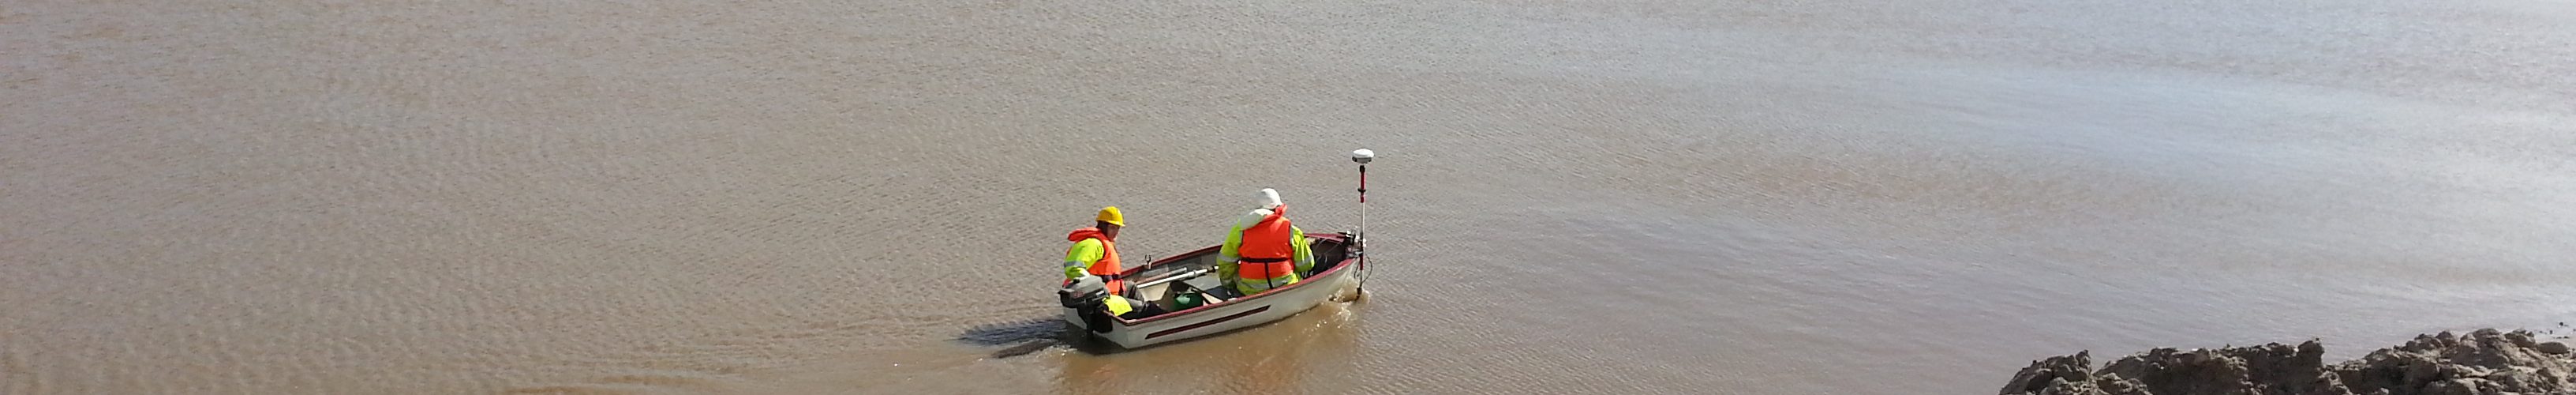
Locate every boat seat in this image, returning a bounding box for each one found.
[1131,282,1170,309]
[1197,284,1245,303]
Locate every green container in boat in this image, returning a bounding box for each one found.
[1174,292,1206,310]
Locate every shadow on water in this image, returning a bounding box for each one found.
[957,318,1065,346]
[957,317,1081,359]
[957,316,1140,359]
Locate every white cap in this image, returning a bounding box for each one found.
[1256,188,1283,209]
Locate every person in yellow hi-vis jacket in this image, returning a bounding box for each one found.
[1218,189,1313,296]
[1065,206,1127,296]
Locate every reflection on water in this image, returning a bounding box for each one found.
[1058,303,1364,395]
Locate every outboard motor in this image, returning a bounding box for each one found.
[1058,275,1116,333]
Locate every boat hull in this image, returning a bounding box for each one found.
[1063,232,1361,348]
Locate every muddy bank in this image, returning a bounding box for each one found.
[2003,329,2576,395]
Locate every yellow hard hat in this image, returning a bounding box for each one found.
[1095,206,1125,226]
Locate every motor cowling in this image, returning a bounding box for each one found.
[1058,275,1116,333]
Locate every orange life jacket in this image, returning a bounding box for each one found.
[1237,208,1296,283]
[1068,228,1124,295]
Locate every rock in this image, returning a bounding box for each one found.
[2540,342,2571,356]
[2005,352,2099,395]
[2417,378,2483,395]
[2094,372,2153,395]
[2039,378,2098,395]
[2484,367,2537,391]
[2005,329,2576,395]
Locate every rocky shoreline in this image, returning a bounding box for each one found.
[2002,329,2576,395]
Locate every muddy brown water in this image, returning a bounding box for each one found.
[6,0,2575,393]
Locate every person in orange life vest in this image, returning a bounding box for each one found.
[1218,189,1314,295]
[1065,206,1129,296]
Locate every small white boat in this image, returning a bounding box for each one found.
[1059,232,1366,348]
[1056,149,1378,349]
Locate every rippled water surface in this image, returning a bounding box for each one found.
[6,0,2575,393]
